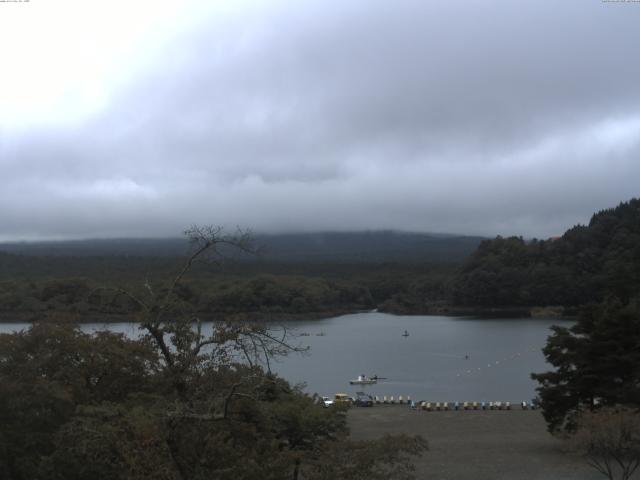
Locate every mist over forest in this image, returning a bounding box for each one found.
[0,231,484,262]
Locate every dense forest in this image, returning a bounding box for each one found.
[0,254,458,321]
[358,199,639,315]
[452,199,640,309]
[0,232,465,322]
[1,199,639,320]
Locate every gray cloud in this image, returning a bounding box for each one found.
[2,0,640,240]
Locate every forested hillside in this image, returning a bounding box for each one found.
[452,199,640,308]
[0,231,470,321]
[0,231,483,263]
[2,200,638,320]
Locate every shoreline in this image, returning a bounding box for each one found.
[379,304,576,319]
[0,308,362,324]
[0,305,576,324]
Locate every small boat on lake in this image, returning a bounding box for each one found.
[349,374,378,385]
[402,330,409,337]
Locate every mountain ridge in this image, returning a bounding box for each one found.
[0,231,485,264]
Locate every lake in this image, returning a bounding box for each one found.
[0,312,568,403]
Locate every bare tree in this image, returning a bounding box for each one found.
[569,407,640,480]
[107,226,305,398]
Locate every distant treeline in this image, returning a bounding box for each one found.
[0,274,375,321]
[0,252,457,321]
[0,231,472,321]
[0,255,456,321]
[0,231,483,263]
[1,200,639,320]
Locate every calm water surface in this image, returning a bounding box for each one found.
[0,312,568,402]
[271,312,568,402]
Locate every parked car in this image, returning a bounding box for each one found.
[321,396,334,408]
[333,393,353,405]
[354,392,374,407]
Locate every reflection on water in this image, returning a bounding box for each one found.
[0,312,568,402]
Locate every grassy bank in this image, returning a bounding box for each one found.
[348,405,601,480]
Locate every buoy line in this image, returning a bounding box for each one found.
[454,346,541,378]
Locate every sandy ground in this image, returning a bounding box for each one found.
[348,405,610,480]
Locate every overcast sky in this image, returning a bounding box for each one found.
[1,0,639,241]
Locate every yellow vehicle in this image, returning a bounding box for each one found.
[333,393,353,404]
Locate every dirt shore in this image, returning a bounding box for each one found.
[348,405,607,480]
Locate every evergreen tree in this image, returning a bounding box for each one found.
[532,299,640,432]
